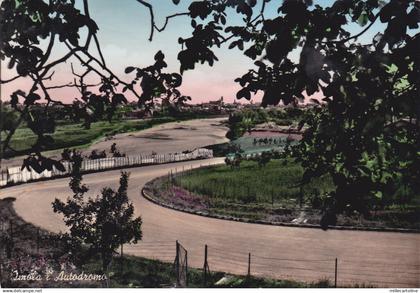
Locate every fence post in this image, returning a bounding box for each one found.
[247,252,251,277]
[203,244,208,286]
[185,250,189,287]
[334,257,338,288]
[175,240,180,285]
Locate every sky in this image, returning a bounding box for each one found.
[1,0,392,105]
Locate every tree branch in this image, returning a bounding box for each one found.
[66,42,142,100]
[324,13,380,44]
[136,0,155,41]
[0,75,22,84]
[154,12,190,32]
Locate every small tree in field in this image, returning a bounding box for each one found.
[257,151,272,168]
[52,153,142,271]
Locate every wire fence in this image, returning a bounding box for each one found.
[101,237,420,288]
[0,148,213,187]
[206,245,419,287]
[0,225,419,288]
[124,240,420,287]
[175,241,188,287]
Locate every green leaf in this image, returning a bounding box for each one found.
[357,11,369,26]
[373,191,383,199]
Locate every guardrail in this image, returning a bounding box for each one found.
[0,148,213,187]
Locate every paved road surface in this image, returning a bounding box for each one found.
[1,158,419,287]
[1,118,419,287]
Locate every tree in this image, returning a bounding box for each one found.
[0,0,189,169]
[174,0,420,221]
[88,149,107,160]
[52,152,142,271]
[225,145,243,169]
[226,108,268,140]
[0,102,19,133]
[3,0,419,221]
[110,143,126,158]
[256,151,272,168]
[110,143,117,154]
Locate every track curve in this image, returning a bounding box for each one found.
[1,118,419,287]
[2,159,419,287]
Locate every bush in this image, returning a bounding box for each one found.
[52,154,142,271]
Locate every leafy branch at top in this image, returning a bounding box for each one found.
[0,0,189,172]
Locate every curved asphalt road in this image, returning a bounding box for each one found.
[1,119,419,287]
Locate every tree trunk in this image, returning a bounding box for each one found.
[102,251,110,273]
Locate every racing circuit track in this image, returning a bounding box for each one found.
[1,119,419,287]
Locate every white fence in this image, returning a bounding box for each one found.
[0,148,213,187]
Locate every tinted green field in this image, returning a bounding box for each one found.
[5,117,177,158]
[175,159,334,207]
[168,159,419,229]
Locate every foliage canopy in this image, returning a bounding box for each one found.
[1,0,419,219]
[52,152,142,270]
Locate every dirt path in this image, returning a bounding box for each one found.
[1,118,229,169]
[84,117,228,158]
[1,159,419,288]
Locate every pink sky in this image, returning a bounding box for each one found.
[0,0,325,105]
[0,0,260,104]
[1,62,262,104]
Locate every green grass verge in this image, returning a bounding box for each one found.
[5,117,183,158]
[82,255,332,288]
[175,159,333,208]
[149,159,420,229]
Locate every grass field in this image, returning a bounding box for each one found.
[174,159,334,207]
[5,117,178,158]
[147,159,420,229]
[144,159,335,224]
